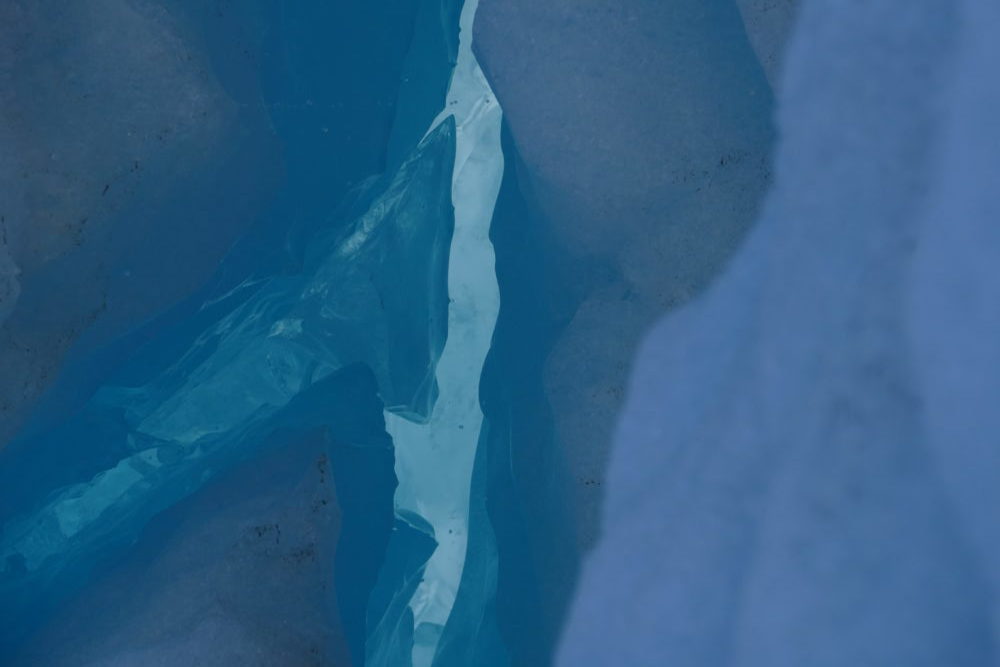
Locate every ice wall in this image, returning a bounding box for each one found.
[0,244,17,326]
[379,1,504,664]
[473,1,780,661]
[735,0,800,87]
[909,0,1000,627]
[12,431,353,667]
[474,0,775,560]
[468,131,583,666]
[559,0,1000,664]
[0,1,520,662]
[0,117,456,655]
[0,0,428,451]
[0,0,280,446]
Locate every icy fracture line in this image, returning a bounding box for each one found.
[382,0,503,664]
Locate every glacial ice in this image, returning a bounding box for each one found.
[4,0,938,663]
[0,0,280,449]
[12,431,354,666]
[909,0,1000,617]
[470,2,778,661]
[0,246,17,326]
[473,0,776,566]
[467,126,581,666]
[559,0,1000,665]
[0,120,456,657]
[380,0,504,664]
[734,0,800,87]
[1,0,987,663]
[0,0,518,662]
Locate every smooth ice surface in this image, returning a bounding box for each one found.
[0,1,521,662]
[0,0,527,663]
[12,433,351,667]
[734,0,800,87]
[464,128,582,666]
[474,0,776,555]
[0,0,431,450]
[0,123,455,657]
[560,1,999,665]
[0,245,17,326]
[0,0,280,446]
[0,121,452,563]
[382,1,504,664]
[908,0,1000,615]
[472,2,778,660]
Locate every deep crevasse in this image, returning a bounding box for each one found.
[0,3,500,659]
[383,0,504,663]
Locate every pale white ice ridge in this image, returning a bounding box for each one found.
[383,0,504,664]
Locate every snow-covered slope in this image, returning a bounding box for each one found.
[560,1,1000,664]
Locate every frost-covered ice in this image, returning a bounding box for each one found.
[560,0,1000,664]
